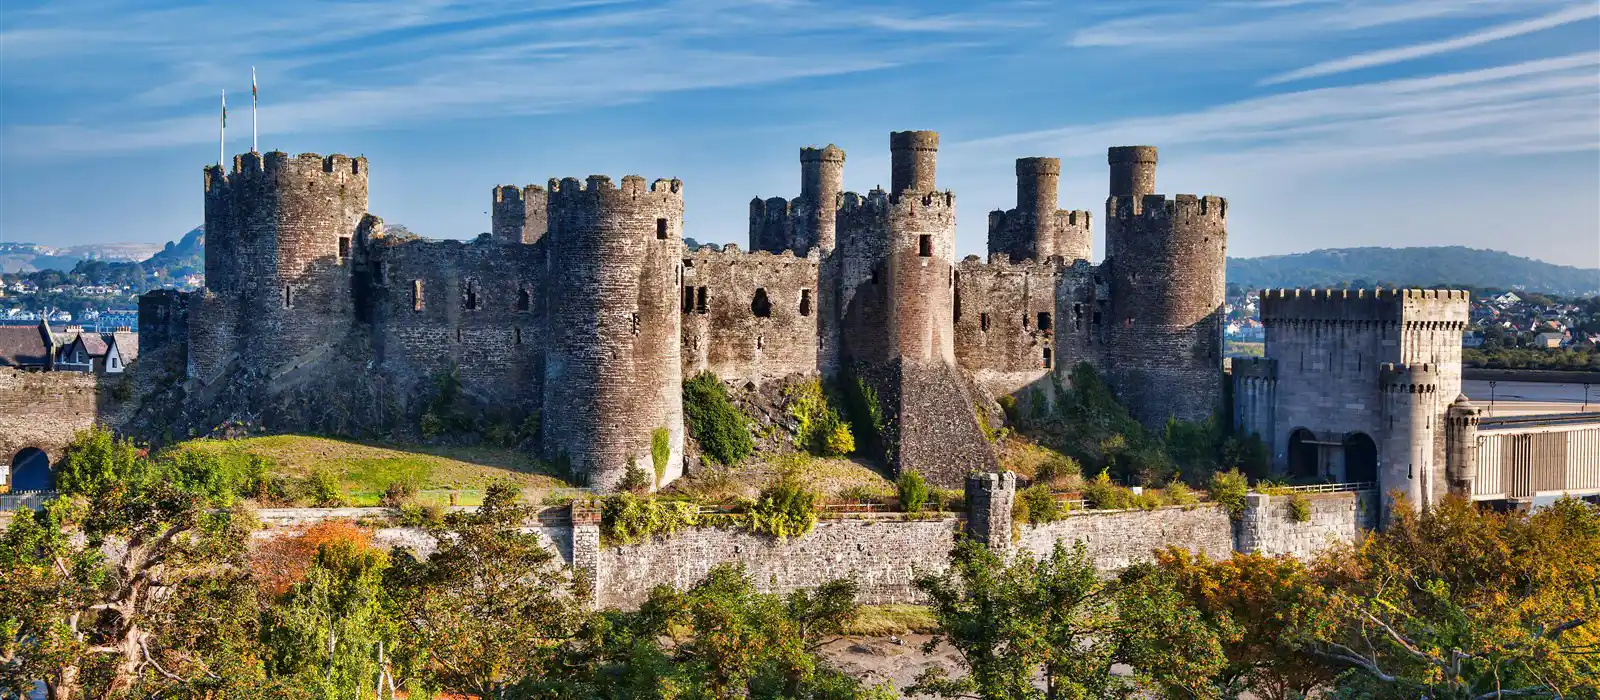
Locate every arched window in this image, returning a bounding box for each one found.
[517,289,531,312]
[9,448,52,491]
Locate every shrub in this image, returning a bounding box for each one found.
[683,372,754,465]
[896,470,929,513]
[748,473,818,539]
[618,458,652,494]
[1033,453,1083,489]
[1287,492,1312,523]
[650,427,671,487]
[843,373,889,461]
[398,501,446,527]
[1164,481,1199,506]
[932,488,965,512]
[996,394,1018,423]
[601,493,701,546]
[1018,484,1064,524]
[1082,470,1137,510]
[839,484,889,504]
[787,379,857,457]
[1209,469,1249,519]
[55,427,145,496]
[304,469,345,507]
[380,479,418,508]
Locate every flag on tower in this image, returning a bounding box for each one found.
[220,89,227,166]
[251,66,259,152]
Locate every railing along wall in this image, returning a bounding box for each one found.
[1473,413,1600,501]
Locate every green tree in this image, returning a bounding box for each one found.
[262,536,395,700]
[896,470,929,513]
[389,483,590,699]
[684,371,755,465]
[911,540,1225,699]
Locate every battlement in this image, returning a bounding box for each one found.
[957,253,1067,272]
[800,144,845,163]
[1108,194,1227,220]
[1232,357,1278,380]
[751,196,793,218]
[1260,288,1469,326]
[685,244,818,267]
[1379,362,1439,392]
[838,188,956,216]
[494,183,547,203]
[889,130,939,152]
[548,174,684,203]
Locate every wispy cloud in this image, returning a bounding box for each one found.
[1263,3,1600,84]
[955,52,1600,169]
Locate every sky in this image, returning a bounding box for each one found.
[2,0,1598,267]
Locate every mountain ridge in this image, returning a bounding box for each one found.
[1226,245,1598,296]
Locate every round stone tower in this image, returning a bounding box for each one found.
[1445,394,1482,498]
[889,130,938,195]
[542,174,685,490]
[799,145,845,254]
[1105,147,1227,429]
[1380,362,1439,524]
[200,151,368,373]
[987,157,1093,263]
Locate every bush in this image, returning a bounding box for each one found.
[932,488,965,512]
[1017,484,1065,524]
[1209,469,1249,519]
[398,502,446,527]
[748,472,818,539]
[650,427,672,487]
[1164,481,1198,506]
[786,379,857,457]
[618,458,652,494]
[896,470,929,513]
[843,372,890,461]
[304,469,345,507]
[55,428,145,496]
[1033,453,1083,489]
[1082,470,1137,510]
[601,493,701,546]
[1287,492,1312,523]
[379,479,418,508]
[684,372,754,465]
[838,485,889,504]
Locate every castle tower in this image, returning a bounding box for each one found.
[542,174,685,490]
[491,184,548,245]
[798,145,845,254]
[1380,363,1438,523]
[1104,146,1227,429]
[1445,394,1482,498]
[987,157,1092,262]
[836,131,998,487]
[196,151,368,379]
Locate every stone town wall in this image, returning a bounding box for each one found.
[0,369,109,472]
[594,515,961,608]
[1236,490,1377,558]
[953,255,1060,398]
[1015,504,1235,570]
[366,235,546,412]
[680,246,820,384]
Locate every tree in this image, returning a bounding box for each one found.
[388,482,590,699]
[263,534,396,700]
[1304,496,1599,698]
[910,540,1225,699]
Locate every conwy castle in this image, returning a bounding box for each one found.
[107,130,1594,511]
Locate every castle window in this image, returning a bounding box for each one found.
[751,289,772,318]
[413,280,424,311]
[656,218,669,240]
[980,312,990,332]
[456,328,462,342]
[1073,303,1083,330]
[918,235,933,257]
[870,266,879,285]
[1043,347,1052,369]
[954,287,962,321]
[799,289,813,317]
[517,289,531,312]
[682,286,694,314]
[696,287,708,314]
[514,327,522,345]
[1037,312,1051,331]
[1092,311,1102,326]
[283,285,294,309]
[632,313,640,335]
[338,236,350,262]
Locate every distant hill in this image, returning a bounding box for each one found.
[0,240,165,273]
[142,226,205,274]
[1228,246,1600,297]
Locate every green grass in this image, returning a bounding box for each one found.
[171,434,571,504]
[842,605,941,637]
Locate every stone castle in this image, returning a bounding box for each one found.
[136,131,1228,490]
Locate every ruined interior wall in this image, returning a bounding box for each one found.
[367,236,546,412]
[954,256,1060,399]
[680,246,820,384]
[1052,261,1109,376]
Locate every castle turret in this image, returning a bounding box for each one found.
[1445,394,1481,498]
[799,145,845,254]
[889,130,938,195]
[195,151,368,379]
[987,157,1092,263]
[1104,147,1227,429]
[542,174,685,490]
[1380,363,1438,524]
[492,184,548,245]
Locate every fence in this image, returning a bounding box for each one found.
[1273,482,1376,494]
[0,490,56,511]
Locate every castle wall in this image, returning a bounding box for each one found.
[366,236,546,411]
[0,369,110,480]
[1105,194,1227,428]
[1236,490,1377,557]
[1052,261,1108,375]
[954,255,1059,398]
[491,184,548,245]
[137,289,189,357]
[1015,504,1235,570]
[543,175,685,489]
[680,246,819,384]
[187,290,241,384]
[1230,357,1278,442]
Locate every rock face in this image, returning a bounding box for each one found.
[143,133,1232,490]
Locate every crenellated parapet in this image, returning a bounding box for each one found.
[1232,357,1278,381]
[1260,288,1470,332]
[1379,362,1439,393]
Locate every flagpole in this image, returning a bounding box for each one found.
[220,88,227,167]
[251,67,258,153]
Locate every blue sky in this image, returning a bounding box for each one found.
[2,0,1597,266]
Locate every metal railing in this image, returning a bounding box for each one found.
[0,490,56,511]
[1270,482,1376,494]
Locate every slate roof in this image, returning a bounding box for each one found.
[109,331,139,363]
[0,324,51,367]
[79,333,109,357]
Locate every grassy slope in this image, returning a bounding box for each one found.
[172,434,570,505]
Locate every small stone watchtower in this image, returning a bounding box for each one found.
[987,157,1092,263]
[491,184,548,245]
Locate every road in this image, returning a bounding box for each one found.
[1462,379,1598,417]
